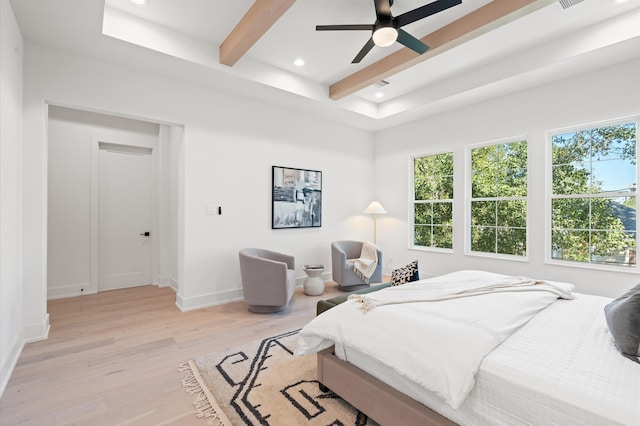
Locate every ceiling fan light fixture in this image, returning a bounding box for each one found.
[372,27,398,47]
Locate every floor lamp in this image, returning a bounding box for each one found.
[363,201,387,244]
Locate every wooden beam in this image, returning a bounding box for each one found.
[329,0,557,100]
[220,0,296,67]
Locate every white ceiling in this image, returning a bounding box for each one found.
[9,0,640,130]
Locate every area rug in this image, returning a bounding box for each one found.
[180,329,371,425]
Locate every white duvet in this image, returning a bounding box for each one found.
[295,270,575,409]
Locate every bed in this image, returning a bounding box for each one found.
[295,270,640,426]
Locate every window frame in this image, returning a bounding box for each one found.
[545,116,639,272]
[465,136,530,261]
[409,149,455,253]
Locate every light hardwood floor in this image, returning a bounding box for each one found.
[0,283,350,425]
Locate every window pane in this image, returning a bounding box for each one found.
[589,124,637,162]
[433,202,452,225]
[472,172,495,198]
[551,229,590,263]
[497,228,526,256]
[414,203,432,225]
[552,163,590,195]
[552,198,589,229]
[552,132,589,165]
[504,140,528,169]
[414,225,432,246]
[414,177,433,200]
[591,231,636,266]
[471,226,496,253]
[501,168,527,197]
[471,201,495,226]
[436,175,454,200]
[497,200,526,228]
[589,197,635,232]
[591,159,636,194]
[433,225,453,249]
[471,145,498,198]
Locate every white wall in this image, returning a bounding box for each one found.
[0,0,24,397]
[374,59,640,298]
[22,41,375,332]
[47,106,165,298]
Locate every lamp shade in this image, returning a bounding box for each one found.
[363,201,387,215]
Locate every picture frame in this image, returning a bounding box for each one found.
[272,166,322,229]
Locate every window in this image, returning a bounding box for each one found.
[412,152,453,250]
[550,120,637,267]
[469,139,528,256]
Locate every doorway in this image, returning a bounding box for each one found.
[46,106,179,299]
[98,143,153,291]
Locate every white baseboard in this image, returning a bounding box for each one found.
[175,288,243,312]
[24,313,50,343]
[176,273,331,311]
[168,277,178,292]
[48,283,97,299]
[157,276,178,293]
[0,330,25,398]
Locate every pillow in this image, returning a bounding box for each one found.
[604,283,640,364]
[390,260,419,286]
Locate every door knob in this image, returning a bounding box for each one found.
[140,232,150,237]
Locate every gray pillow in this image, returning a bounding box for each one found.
[604,283,640,364]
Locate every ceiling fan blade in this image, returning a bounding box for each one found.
[397,29,429,55]
[374,0,392,18]
[352,38,376,64]
[395,0,462,28]
[316,24,374,31]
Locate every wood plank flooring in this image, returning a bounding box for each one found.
[0,283,350,425]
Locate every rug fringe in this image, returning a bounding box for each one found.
[179,360,230,426]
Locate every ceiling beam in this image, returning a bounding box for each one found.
[329,0,557,100]
[220,0,296,67]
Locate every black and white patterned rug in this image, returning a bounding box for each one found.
[181,329,370,425]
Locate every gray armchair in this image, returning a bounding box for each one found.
[331,240,382,291]
[239,248,296,313]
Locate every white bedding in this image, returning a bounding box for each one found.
[295,270,575,408]
[337,292,640,426]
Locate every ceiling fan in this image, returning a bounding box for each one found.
[316,0,462,64]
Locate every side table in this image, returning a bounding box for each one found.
[303,265,325,296]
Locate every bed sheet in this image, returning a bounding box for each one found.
[336,293,640,426]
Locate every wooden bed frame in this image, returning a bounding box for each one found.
[317,347,457,426]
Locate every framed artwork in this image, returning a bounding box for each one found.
[272,166,322,229]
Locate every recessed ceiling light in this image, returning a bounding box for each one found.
[130,0,149,5]
[374,92,384,98]
[612,0,629,4]
[293,58,305,67]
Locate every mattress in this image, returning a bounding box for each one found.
[336,293,640,426]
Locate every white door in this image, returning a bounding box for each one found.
[99,146,152,291]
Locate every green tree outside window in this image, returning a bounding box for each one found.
[551,122,637,267]
[470,140,528,256]
[413,153,454,249]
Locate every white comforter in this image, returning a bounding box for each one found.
[295,270,575,408]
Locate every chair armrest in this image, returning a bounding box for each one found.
[260,249,295,270]
[331,243,348,266]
